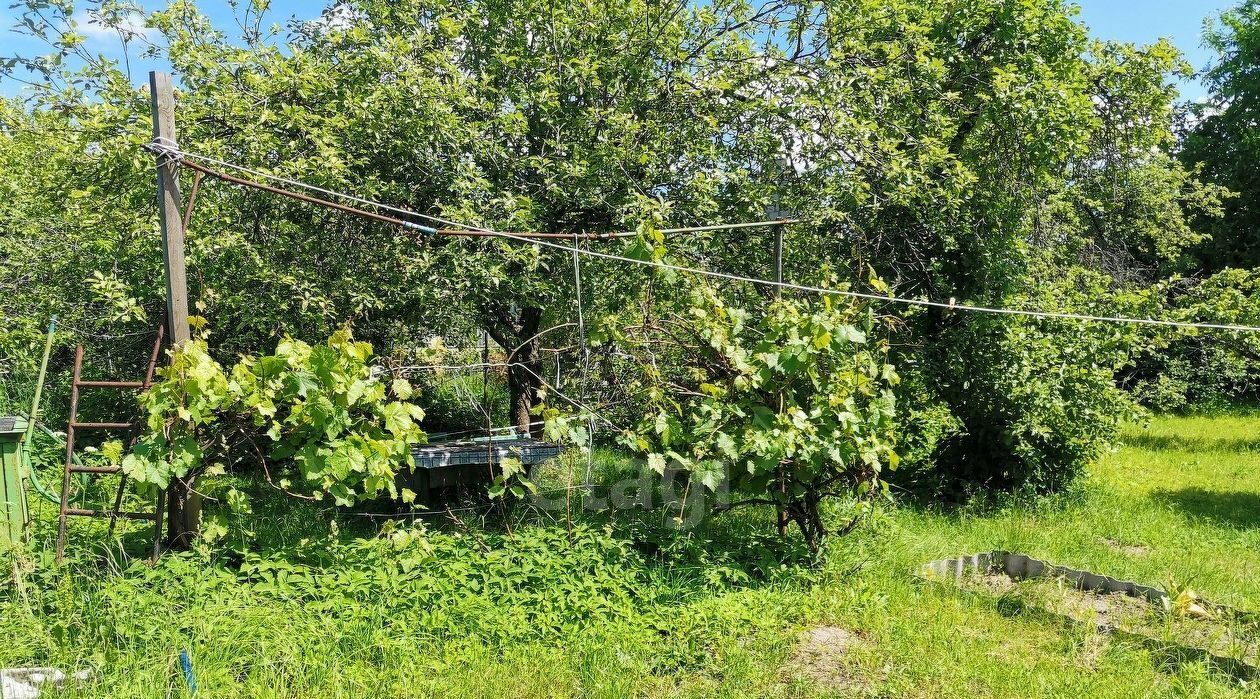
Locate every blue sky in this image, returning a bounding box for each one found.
[1075,0,1238,99]
[0,1,1242,100]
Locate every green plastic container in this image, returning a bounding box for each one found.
[0,416,29,548]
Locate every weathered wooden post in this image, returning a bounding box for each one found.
[150,71,199,547]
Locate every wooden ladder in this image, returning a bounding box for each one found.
[55,325,166,564]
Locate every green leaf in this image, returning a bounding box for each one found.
[382,402,414,437]
[391,378,414,400]
[289,370,320,398]
[647,453,667,475]
[100,440,124,465]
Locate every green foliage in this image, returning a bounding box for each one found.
[926,317,1141,494]
[739,0,1209,495]
[122,329,425,511]
[1,0,847,432]
[1182,0,1260,270]
[906,270,1146,495]
[1128,270,1260,412]
[1041,39,1228,280]
[408,360,510,436]
[231,525,646,640]
[0,95,158,417]
[620,282,899,552]
[6,414,1260,696]
[0,0,1243,514]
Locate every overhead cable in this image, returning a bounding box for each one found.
[148,142,1260,335]
[501,232,1260,333]
[178,158,439,234]
[150,141,795,239]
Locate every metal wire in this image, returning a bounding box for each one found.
[147,141,1260,334]
[149,140,795,239]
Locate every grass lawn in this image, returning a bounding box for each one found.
[4,413,1260,697]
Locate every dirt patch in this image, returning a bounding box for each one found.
[959,572,1260,669]
[1052,588,1151,631]
[789,626,869,692]
[971,572,1018,595]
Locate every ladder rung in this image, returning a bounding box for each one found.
[70,466,123,475]
[65,508,157,521]
[78,380,146,389]
[57,328,168,567]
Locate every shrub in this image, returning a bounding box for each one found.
[924,315,1140,494]
[1127,270,1260,412]
[622,284,900,554]
[119,329,426,544]
[896,269,1146,497]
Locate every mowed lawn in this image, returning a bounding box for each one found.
[4,413,1260,698]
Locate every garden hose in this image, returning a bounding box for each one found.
[21,422,89,506]
[20,315,89,505]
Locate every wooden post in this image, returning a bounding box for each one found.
[151,71,190,347]
[149,71,199,547]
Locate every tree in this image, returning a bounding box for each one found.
[1049,40,1227,282]
[3,0,799,435]
[709,0,1181,491]
[1183,1,1260,271]
[1,0,1225,529]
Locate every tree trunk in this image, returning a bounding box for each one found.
[165,477,201,550]
[484,305,546,437]
[508,362,536,435]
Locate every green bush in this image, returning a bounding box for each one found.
[926,316,1139,494]
[621,283,900,553]
[120,330,426,538]
[895,270,1146,496]
[1127,270,1260,412]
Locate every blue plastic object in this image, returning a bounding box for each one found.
[179,650,197,695]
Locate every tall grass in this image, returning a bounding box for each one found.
[3,414,1260,697]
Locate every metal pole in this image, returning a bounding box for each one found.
[768,187,788,537]
[771,152,792,298]
[772,201,784,299]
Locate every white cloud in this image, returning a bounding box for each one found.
[70,9,156,43]
[300,4,362,35]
